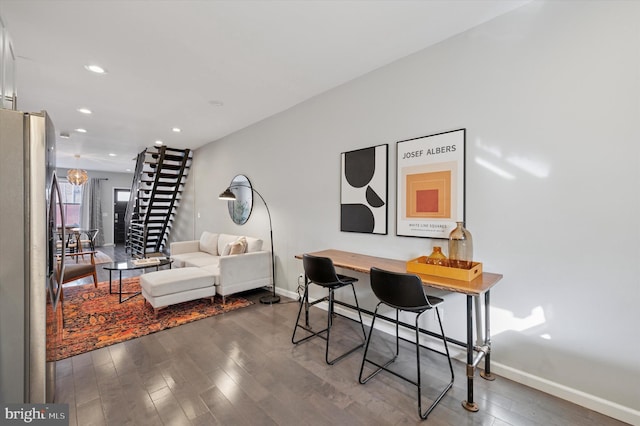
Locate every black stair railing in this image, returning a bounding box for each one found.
[125,151,145,255]
[125,146,192,257]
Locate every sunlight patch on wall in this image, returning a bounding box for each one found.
[475,157,516,180]
[506,155,550,178]
[475,137,550,179]
[490,305,547,336]
[475,138,503,158]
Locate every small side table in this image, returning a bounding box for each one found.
[103,258,173,303]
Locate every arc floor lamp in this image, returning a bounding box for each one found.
[219,184,280,304]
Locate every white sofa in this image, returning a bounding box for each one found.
[169,232,272,303]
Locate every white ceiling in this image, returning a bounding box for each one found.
[0,0,529,173]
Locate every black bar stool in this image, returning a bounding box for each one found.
[359,267,454,420]
[292,254,367,364]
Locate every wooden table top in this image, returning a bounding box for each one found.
[296,249,503,296]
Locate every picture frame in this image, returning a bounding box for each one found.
[340,144,388,234]
[396,129,465,239]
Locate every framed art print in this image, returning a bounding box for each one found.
[340,144,388,234]
[396,129,465,239]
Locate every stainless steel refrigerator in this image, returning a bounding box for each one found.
[0,108,63,403]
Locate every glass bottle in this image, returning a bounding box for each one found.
[448,221,473,269]
[427,246,447,266]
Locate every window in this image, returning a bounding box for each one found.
[57,181,83,227]
[116,190,130,202]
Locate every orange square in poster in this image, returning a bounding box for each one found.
[416,189,439,212]
[406,170,451,218]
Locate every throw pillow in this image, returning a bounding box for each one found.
[229,236,248,255]
[217,234,237,256]
[199,232,219,255]
[245,237,263,253]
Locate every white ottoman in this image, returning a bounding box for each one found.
[140,267,216,317]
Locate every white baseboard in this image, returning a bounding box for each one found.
[490,363,639,425]
[280,288,639,425]
[278,288,298,301]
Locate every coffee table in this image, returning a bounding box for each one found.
[103,258,173,303]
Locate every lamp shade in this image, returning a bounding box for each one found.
[67,168,88,186]
[218,188,236,200]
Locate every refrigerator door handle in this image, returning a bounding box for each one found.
[48,174,65,308]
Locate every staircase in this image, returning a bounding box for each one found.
[125,146,192,257]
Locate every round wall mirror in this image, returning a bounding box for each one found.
[227,174,253,225]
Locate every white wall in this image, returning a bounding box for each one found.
[57,168,134,246]
[171,1,640,422]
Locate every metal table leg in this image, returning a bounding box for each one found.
[474,295,483,346]
[119,270,123,303]
[480,290,495,381]
[304,275,310,327]
[462,294,479,411]
[462,290,494,412]
[118,269,141,303]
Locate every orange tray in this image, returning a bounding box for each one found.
[406,256,483,282]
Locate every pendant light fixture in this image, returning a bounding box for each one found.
[67,155,88,186]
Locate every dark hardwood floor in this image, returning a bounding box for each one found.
[55,245,627,425]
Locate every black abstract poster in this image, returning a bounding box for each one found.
[340,144,388,234]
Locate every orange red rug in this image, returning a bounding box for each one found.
[52,277,252,360]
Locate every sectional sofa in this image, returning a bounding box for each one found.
[169,231,272,303]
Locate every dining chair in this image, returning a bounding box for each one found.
[55,229,78,255]
[292,253,367,364]
[57,251,98,301]
[359,267,454,420]
[79,229,99,251]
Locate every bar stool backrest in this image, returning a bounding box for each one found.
[303,254,340,286]
[370,267,432,311]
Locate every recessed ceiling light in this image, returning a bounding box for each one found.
[172,127,181,133]
[77,108,92,114]
[155,140,163,145]
[59,132,70,139]
[109,153,117,157]
[75,128,87,133]
[84,64,107,74]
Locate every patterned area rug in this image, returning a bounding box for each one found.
[52,277,252,360]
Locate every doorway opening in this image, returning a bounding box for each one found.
[113,188,130,246]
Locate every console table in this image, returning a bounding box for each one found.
[296,249,503,412]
